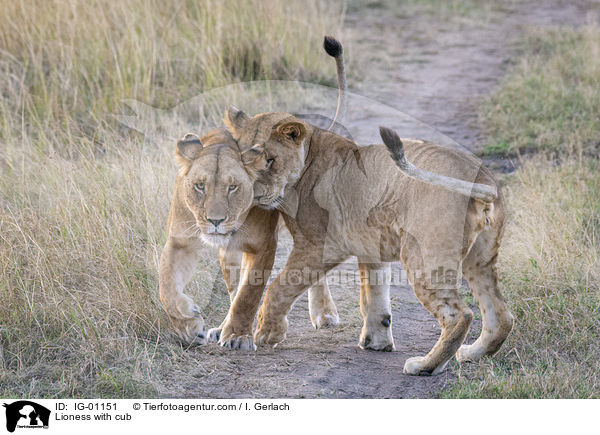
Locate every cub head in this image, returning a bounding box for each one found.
[224,107,311,209]
[175,128,267,246]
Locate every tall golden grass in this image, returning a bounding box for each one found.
[0,0,343,145]
[0,0,343,397]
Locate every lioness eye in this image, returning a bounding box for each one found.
[193,182,205,193]
[266,158,274,170]
[228,185,238,193]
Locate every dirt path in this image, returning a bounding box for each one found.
[158,0,595,399]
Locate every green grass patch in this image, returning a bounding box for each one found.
[482,25,600,155]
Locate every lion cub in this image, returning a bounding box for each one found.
[223,108,513,375]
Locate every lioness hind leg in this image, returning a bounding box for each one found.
[457,232,514,362]
[357,261,394,351]
[308,279,340,329]
[404,278,473,376]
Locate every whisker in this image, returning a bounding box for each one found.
[180,223,200,237]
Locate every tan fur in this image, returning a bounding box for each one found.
[225,111,514,375]
[159,128,338,346]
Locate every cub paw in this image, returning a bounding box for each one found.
[310,308,340,329]
[254,316,288,347]
[221,335,256,351]
[456,343,484,363]
[403,356,448,376]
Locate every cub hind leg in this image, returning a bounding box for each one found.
[457,229,514,362]
[400,235,472,375]
[403,278,473,375]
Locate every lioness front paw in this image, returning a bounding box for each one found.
[221,334,256,351]
[164,295,208,345]
[403,356,448,376]
[170,314,207,346]
[254,316,288,347]
[358,330,394,352]
[217,318,256,351]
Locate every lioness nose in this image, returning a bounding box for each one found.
[207,218,225,227]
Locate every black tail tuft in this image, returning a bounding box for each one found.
[323,36,343,58]
[379,126,405,162]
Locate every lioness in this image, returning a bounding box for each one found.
[159,127,339,348]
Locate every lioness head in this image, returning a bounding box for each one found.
[224,108,311,209]
[174,128,267,246]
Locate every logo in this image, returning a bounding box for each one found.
[2,401,50,433]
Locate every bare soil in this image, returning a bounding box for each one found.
[157,0,595,399]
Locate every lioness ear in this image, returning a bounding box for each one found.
[224,106,250,137]
[275,121,306,145]
[241,143,266,172]
[175,133,203,166]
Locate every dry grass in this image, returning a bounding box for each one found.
[0,0,343,397]
[0,0,343,147]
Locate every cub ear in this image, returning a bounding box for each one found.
[275,121,306,145]
[224,106,250,137]
[241,143,266,172]
[175,133,203,166]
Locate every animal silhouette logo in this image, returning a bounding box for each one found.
[2,401,50,432]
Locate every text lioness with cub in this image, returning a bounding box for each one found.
[158,36,513,375]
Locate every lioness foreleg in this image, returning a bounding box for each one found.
[159,237,207,345]
[357,261,394,351]
[207,248,243,343]
[218,246,277,350]
[218,208,280,350]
